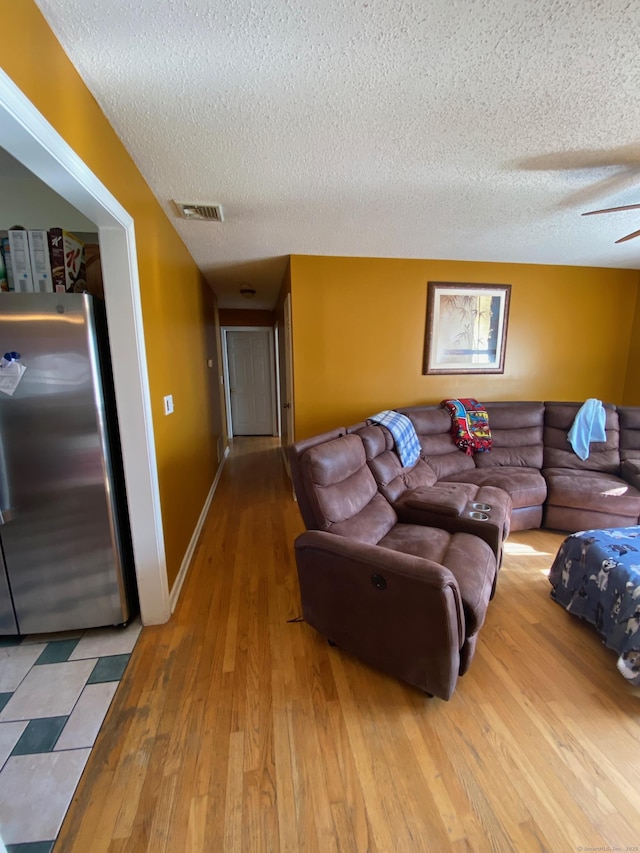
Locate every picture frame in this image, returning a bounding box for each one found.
[423,282,511,375]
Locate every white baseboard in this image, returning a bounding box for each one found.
[169,445,230,613]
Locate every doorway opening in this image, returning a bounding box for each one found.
[0,69,169,624]
[221,326,278,438]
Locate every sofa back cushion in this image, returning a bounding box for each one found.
[287,427,348,529]
[619,406,640,462]
[298,433,397,543]
[350,423,437,501]
[397,406,476,479]
[474,401,544,469]
[543,401,620,473]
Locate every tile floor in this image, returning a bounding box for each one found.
[0,618,142,851]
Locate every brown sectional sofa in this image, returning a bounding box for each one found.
[347,420,512,566]
[287,400,640,700]
[288,428,497,700]
[617,406,640,494]
[397,402,547,532]
[543,402,640,531]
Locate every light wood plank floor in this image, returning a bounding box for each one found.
[55,437,640,852]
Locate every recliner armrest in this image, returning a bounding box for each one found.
[403,486,469,517]
[293,530,465,699]
[295,530,462,589]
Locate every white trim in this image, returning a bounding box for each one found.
[169,446,230,613]
[0,69,170,625]
[267,327,278,436]
[221,327,234,438]
[221,326,278,438]
[283,292,295,447]
[273,321,282,438]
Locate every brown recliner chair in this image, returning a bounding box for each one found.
[288,430,497,700]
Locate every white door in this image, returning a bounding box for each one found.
[227,329,275,435]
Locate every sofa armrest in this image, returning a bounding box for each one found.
[293,530,465,699]
[294,529,462,588]
[621,459,640,491]
[403,486,469,516]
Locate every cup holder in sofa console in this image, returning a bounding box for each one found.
[469,511,489,520]
[472,502,492,512]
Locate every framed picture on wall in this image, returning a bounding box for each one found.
[423,282,511,375]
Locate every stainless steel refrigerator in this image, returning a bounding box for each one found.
[0,293,136,635]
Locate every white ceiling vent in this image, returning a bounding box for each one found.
[174,201,223,222]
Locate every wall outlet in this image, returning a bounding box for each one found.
[164,394,174,415]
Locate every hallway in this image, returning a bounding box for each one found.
[55,437,640,852]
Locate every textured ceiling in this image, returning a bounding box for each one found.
[35,0,640,309]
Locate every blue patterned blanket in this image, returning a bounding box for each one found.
[548,527,640,685]
[368,410,421,468]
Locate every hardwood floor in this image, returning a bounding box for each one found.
[55,437,640,852]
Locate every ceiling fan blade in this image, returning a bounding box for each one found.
[582,203,640,216]
[615,227,640,244]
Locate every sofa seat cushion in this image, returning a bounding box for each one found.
[543,468,640,517]
[439,467,547,510]
[378,525,495,634]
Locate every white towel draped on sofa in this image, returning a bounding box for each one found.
[568,398,606,461]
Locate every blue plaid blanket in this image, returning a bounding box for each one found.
[368,410,421,468]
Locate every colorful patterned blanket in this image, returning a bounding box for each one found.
[441,398,492,456]
[548,527,640,686]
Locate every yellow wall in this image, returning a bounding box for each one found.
[1,1,221,588]
[623,279,640,405]
[291,255,639,439]
[219,309,274,327]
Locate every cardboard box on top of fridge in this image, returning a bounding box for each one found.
[0,239,9,291]
[27,230,54,293]
[7,228,34,292]
[47,228,87,293]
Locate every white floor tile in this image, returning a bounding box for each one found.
[69,617,141,660]
[55,681,118,751]
[0,748,90,844]
[0,644,47,693]
[0,659,97,722]
[0,721,28,769]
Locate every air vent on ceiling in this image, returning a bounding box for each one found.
[174,201,224,222]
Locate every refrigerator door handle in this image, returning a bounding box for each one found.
[0,507,14,525]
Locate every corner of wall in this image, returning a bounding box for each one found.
[622,272,640,405]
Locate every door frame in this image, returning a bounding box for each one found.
[0,69,170,624]
[221,326,278,439]
[283,292,295,446]
[273,320,282,438]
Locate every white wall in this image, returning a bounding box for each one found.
[0,147,96,232]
